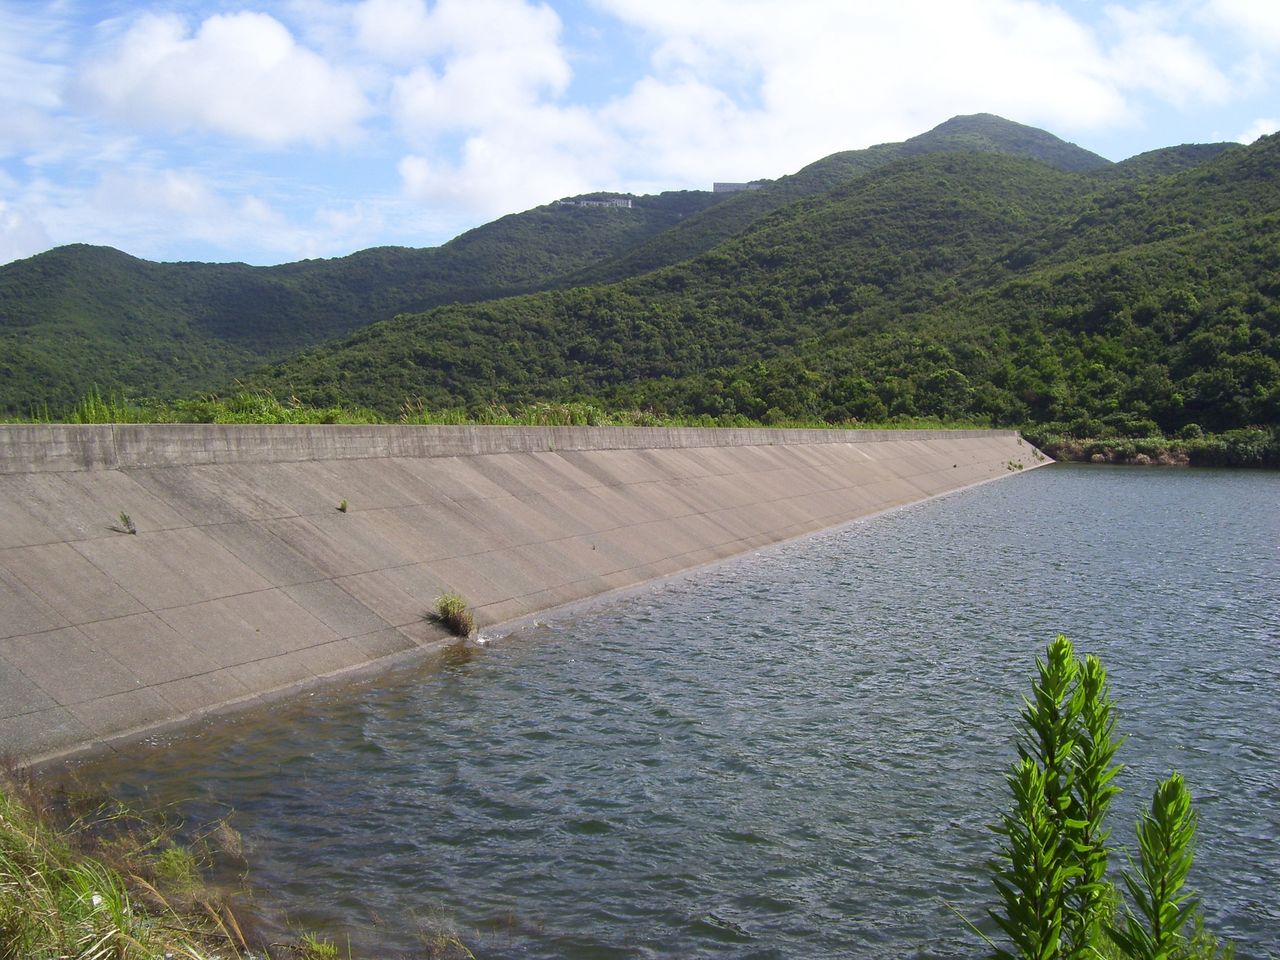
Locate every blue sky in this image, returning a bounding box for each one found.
[2,0,1277,266]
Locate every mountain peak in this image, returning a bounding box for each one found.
[907,113,1112,172]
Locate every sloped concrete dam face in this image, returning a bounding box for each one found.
[0,424,1044,763]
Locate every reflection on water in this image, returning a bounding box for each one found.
[77,465,1280,958]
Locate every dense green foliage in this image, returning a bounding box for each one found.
[0,191,722,414]
[986,637,1229,959]
[6,114,1278,457]
[241,132,1279,459]
[566,112,1112,287]
[16,387,986,433]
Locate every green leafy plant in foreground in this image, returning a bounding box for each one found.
[987,636,1230,959]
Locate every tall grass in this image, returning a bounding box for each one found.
[10,388,990,432]
[0,768,350,959]
[432,593,475,637]
[0,772,225,958]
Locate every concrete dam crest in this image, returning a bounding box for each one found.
[0,424,1047,764]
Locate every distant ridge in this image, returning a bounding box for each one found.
[565,113,1113,285]
[243,130,1280,441]
[3,113,1268,439]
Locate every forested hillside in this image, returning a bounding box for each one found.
[563,113,1111,286]
[0,190,721,413]
[4,113,1275,457]
[0,114,1112,415]
[246,133,1279,442]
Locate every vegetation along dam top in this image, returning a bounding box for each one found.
[0,422,1044,764]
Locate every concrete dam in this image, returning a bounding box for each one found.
[0,424,1046,764]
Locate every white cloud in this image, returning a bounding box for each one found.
[397,101,612,215]
[0,3,73,156]
[585,0,1136,183]
[80,11,368,146]
[387,0,570,136]
[353,0,437,61]
[1104,6,1232,105]
[0,200,53,264]
[1236,117,1279,142]
[1207,0,1280,49]
[379,0,612,215]
[4,0,1276,267]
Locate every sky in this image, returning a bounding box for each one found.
[2,0,1278,267]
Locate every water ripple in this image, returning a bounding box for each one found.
[77,465,1280,958]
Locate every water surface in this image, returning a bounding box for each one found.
[79,465,1280,957]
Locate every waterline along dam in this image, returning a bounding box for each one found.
[0,424,1047,764]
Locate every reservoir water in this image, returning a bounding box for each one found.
[75,464,1280,958]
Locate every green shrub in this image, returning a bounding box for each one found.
[985,636,1230,959]
[433,593,475,637]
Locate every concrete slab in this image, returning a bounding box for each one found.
[0,708,91,759]
[509,541,598,589]
[538,486,631,535]
[78,612,222,684]
[347,458,447,508]
[202,521,331,587]
[66,688,175,739]
[122,466,249,526]
[473,596,542,626]
[162,464,300,522]
[0,566,69,639]
[420,554,512,607]
[0,543,146,623]
[153,670,253,716]
[283,581,394,639]
[291,637,382,677]
[55,471,192,535]
[0,626,142,703]
[396,455,511,502]
[0,657,58,717]
[464,454,550,499]
[230,590,342,654]
[288,460,412,519]
[227,653,316,692]
[334,569,444,628]
[219,461,333,518]
[0,473,123,543]
[158,597,280,670]
[526,452,611,492]
[393,618,456,649]
[74,527,272,610]
[0,423,1042,763]
[260,516,393,579]
[363,502,505,561]
[0,475,70,548]
[352,627,422,659]
[551,450,633,488]
[456,495,576,549]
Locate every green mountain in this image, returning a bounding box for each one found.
[0,190,722,414]
[5,112,1273,446]
[565,113,1111,286]
[0,114,1105,416]
[245,131,1279,439]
